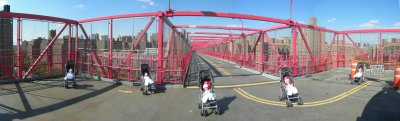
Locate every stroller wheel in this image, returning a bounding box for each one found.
[200,107,204,116]
[297,98,304,105]
[64,82,69,89]
[350,80,354,85]
[286,100,293,107]
[279,96,284,101]
[73,84,78,89]
[357,80,362,85]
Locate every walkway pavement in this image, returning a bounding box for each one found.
[0,53,399,121]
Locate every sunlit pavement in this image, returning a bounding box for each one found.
[0,54,399,121]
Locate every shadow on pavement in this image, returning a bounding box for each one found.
[218,74,260,78]
[0,83,120,120]
[218,95,236,115]
[356,87,400,121]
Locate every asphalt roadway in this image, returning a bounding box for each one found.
[0,53,399,121]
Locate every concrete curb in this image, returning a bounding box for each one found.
[0,74,64,84]
[235,65,280,80]
[80,74,183,89]
[201,54,236,64]
[200,54,280,80]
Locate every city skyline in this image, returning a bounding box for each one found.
[0,0,400,45]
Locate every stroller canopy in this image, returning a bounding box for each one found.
[280,67,293,82]
[65,60,75,72]
[199,70,213,83]
[357,62,365,69]
[140,64,151,77]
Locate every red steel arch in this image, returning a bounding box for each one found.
[1,9,400,83]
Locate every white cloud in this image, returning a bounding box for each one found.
[137,0,155,6]
[74,4,86,10]
[227,24,245,28]
[345,25,357,28]
[359,20,380,29]
[0,0,8,6]
[369,20,379,23]
[394,22,400,28]
[141,5,146,9]
[327,18,336,23]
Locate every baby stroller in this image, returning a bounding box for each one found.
[279,67,303,107]
[64,60,77,89]
[140,64,156,95]
[198,69,219,116]
[351,62,365,85]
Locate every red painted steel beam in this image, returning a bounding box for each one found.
[157,16,164,84]
[175,25,261,31]
[115,17,155,75]
[190,36,230,38]
[326,33,337,56]
[133,17,156,49]
[79,12,159,23]
[295,22,337,33]
[78,11,336,34]
[345,34,366,55]
[17,18,22,79]
[292,26,297,76]
[162,16,179,32]
[191,39,224,41]
[191,39,226,41]
[188,32,242,36]
[108,19,113,78]
[339,29,400,33]
[247,25,290,35]
[247,32,263,62]
[298,27,317,72]
[172,11,293,25]
[324,33,337,64]
[264,32,280,56]
[23,24,68,79]
[198,25,289,54]
[74,25,78,67]
[0,12,78,24]
[79,24,107,76]
[68,24,72,60]
[249,32,263,54]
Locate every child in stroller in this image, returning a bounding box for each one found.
[279,67,303,107]
[284,77,299,96]
[64,60,77,89]
[64,69,77,89]
[352,62,365,85]
[198,70,219,116]
[140,64,156,95]
[201,80,216,104]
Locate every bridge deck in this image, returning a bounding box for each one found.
[0,53,399,121]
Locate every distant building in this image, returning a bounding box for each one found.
[149,33,158,48]
[0,5,13,77]
[137,30,148,50]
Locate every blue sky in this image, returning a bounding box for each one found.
[1,0,400,42]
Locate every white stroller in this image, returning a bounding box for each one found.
[279,67,303,107]
[140,64,156,95]
[64,60,77,89]
[352,62,366,85]
[198,69,219,116]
